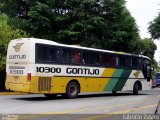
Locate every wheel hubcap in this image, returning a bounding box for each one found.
[69,85,77,96]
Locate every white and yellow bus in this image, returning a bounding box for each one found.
[5,38,152,98]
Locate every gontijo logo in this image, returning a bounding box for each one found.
[133,70,140,78]
[9,43,26,59]
[13,43,24,52]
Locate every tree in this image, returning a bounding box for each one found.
[0,14,28,70]
[1,0,139,53]
[133,38,157,60]
[148,13,160,39]
[133,38,157,70]
[148,12,160,69]
[0,14,28,90]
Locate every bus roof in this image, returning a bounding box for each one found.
[11,38,151,60]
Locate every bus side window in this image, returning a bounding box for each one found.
[132,57,140,68]
[115,56,120,66]
[116,56,125,67]
[82,52,87,64]
[96,54,99,65]
[125,57,131,67]
[36,45,59,63]
[88,52,99,65]
[82,52,99,65]
[108,55,115,66]
[72,51,80,64]
[99,54,104,65]
[99,54,108,66]
[48,48,59,62]
[120,56,125,66]
[62,49,71,64]
[37,46,46,62]
[115,56,125,67]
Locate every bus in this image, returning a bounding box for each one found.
[156,72,160,87]
[5,38,152,98]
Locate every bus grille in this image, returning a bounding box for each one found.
[38,77,51,92]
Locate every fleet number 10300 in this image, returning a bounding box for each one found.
[36,67,61,73]
[10,70,23,74]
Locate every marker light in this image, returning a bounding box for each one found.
[27,73,31,82]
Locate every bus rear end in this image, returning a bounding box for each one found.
[5,38,35,92]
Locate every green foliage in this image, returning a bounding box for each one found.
[133,38,157,69]
[148,14,160,39]
[152,59,159,72]
[133,38,157,59]
[155,66,160,73]
[1,0,157,67]
[0,0,158,68]
[1,0,139,52]
[0,14,28,70]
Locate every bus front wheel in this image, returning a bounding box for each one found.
[65,81,79,99]
[133,83,139,95]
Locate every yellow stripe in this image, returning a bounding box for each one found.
[18,114,54,120]
[78,104,157,120]
[101,68,115,77]
[22,103,156,120]
[43,100,144,114]
[20,97,157,120]
[111,104,156,114]
[115,52,125,54]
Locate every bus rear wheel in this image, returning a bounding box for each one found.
[44,94,57,98]
[133,83,139,95]
[65,81,79,99]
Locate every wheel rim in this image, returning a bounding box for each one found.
[69,85,77,96]
[135,84,138,91]
[133,83,139,94]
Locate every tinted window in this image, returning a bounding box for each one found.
[108,55,115,66]
[116,56,125,67]
[99,54,108,65]
[62,49,81,64]
[62,49,71,64]
[132,57,141,68]
[36,45,59,63]
[125,57,131,67]
[82,52,99,65]
[72,51,81,64]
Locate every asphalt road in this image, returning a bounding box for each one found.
[0,88,160,120]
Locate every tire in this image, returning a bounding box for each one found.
[65,81,79,99]
[44,94,57,98]
[133,83,139,95]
